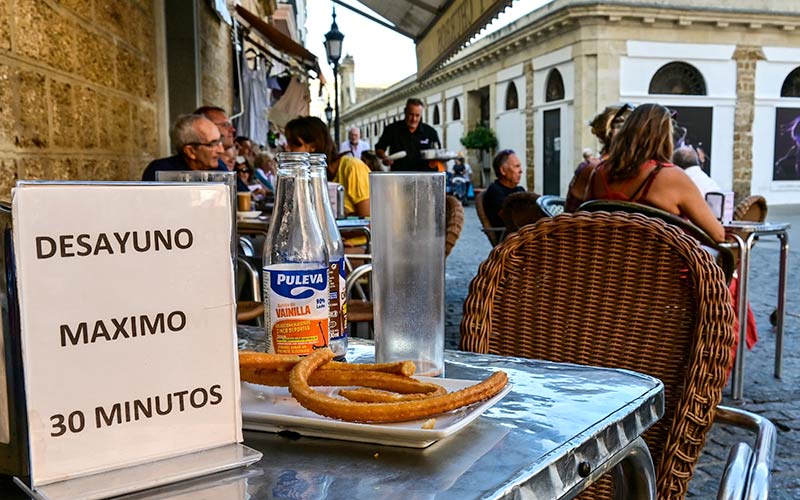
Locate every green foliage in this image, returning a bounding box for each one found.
[460,126,498,151]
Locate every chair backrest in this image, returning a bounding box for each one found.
[475,190,503,246]
[535,194,565,217]
[460,212,734,499]
[500,191,544,233]
[445,195,465,257]
[733,195,768,222]
[578,199,735,284]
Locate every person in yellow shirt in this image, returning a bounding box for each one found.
[285,116,371,218]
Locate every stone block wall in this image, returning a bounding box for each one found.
[0,0,159,198]
[198,4,233,114]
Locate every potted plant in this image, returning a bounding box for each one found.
[460,125,498,187]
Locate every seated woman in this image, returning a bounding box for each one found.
[285,116,371,219]
[572,103,725,242]
[566,104,633,212]
[285,117,372,248]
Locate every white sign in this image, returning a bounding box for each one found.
[12,183,242,486]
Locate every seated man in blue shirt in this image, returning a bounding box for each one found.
[142,114,226,180]
[483,149,524,228]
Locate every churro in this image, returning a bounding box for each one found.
[241,367,444,396]
[338,387,446,402]
[239,351,415,376]
[288,349,508,423]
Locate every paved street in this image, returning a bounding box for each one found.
[444,203,800,499]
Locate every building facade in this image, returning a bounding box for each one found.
[0,0,315,198]
[341,0,800,205]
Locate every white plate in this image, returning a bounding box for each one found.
[241,377,512,448]
[237,210,261,219]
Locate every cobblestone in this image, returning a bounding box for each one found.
[444,203,800,499]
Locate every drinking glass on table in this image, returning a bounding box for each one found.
[370,172,445,376]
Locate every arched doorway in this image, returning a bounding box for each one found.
[649,62,712,174]
[543,69,565,195]
[774,66,800,181]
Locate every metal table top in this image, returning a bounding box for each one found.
[723,221,791,234]
[1,331,664,499]
[237,327,664,499]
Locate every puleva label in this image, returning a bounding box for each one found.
[264,264,329,355]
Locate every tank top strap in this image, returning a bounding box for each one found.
[630,162,665,201]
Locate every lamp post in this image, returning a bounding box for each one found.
[324,7,344,146]
[324,100,333,127]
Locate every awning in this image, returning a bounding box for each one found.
[339,0,513,78]
[235,5,324,81]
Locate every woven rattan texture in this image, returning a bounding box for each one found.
[475,190,502,246]
[237,301,264,322]
[733,195,768,222]
[445,195,465,257]
[459,212,735,500]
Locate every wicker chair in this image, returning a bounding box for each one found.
[734,195,768,222]
[535,194,566,217]
[475,190,506,246]
[460,212,775,500]
[445,195,465,257]
[578,200,735,284]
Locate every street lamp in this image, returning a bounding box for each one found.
[324,100,333,126]
[324,7,344,145]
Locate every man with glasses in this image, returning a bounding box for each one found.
[484,149,524,228]
[194,105,249,193]
[141,114,227,181]
[195,106,236,150]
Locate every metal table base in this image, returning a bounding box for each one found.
[725,221,790,401]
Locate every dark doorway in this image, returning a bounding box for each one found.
[669,106,713,175]
[543,109,561,195]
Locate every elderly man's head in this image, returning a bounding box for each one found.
[347,127,361,145]
[672,146,701,170]
[171,114,224,170]
[492,149,522,188]
[195,106,236,149]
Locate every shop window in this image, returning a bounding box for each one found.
[452,98,461,121]
[545,69,565,102]
[781,66,800,97]
[505,81,519,110]
[432,105,440,125]
[648,62,706,95]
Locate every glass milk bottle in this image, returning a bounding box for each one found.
[262,152,330,355]
[309,153,348,359]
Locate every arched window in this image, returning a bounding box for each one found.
[452,98,461,120]
[545,69,565,102]
[505,81,519,110]
[648,62,707,95]
[781,66,800,97]
[432,105,440,125]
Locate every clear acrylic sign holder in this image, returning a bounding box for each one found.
[5,182,261,500]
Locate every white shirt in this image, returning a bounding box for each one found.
[683,165,722,197]
[339,139,370,159]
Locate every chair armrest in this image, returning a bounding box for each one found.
[346,263,373,300]
[237,256,261,303]
[714,405,777,500]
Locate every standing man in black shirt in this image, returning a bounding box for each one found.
[376,98,441,172]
